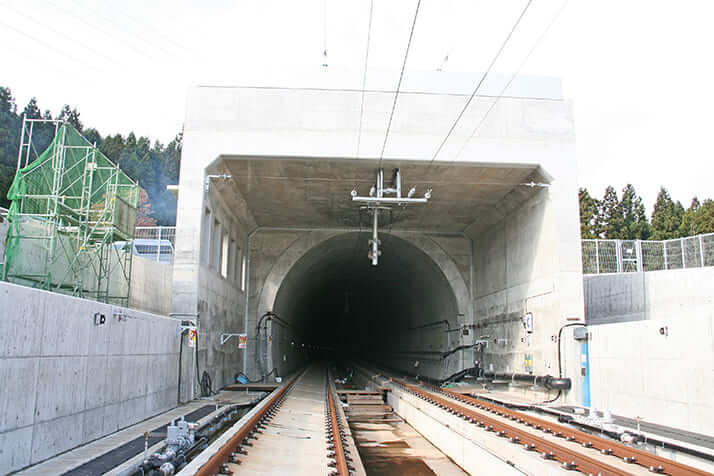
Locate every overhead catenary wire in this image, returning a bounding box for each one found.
[427,0,534,168]
[67,0,168,59]
[355,0,374,158]
[0,19,98,72]
[112,3,194,55]
[1,3,118,67]
[452,0,569,162]
[378,0,422,169]
[42,0,157,63]
[322,0,328,65]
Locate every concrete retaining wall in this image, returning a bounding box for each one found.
[585,267,714,325]
[585,267,714,434]
[588,312,714,435]
[0,282,180,474]
[129,256,173,316]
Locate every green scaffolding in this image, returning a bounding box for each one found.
[2,119,139,306]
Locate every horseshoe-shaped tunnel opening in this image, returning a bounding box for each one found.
[269,233,460,378]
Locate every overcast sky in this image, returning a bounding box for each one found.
[2,0,713,211]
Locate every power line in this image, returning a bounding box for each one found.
[42,0,156,63]
[427,0,534,166]
[0,18,98,72]
[322,0,328,66]
[355,0,374,158]
[453,0,569,162]
[1,3,118,67]
[378,0,422,168]
[68,0,168,58]
[111,4,193,55]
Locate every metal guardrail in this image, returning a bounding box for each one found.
[582,232,714,274]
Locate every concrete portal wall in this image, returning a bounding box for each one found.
[588,313,714,435]
[129,256,173,316]
[585,267,714,325]
[176,72,580,392]
[472,183,585,402]
[0,282,179,473]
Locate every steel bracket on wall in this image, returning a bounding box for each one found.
[220,333,243,345]
[351,168,431,265]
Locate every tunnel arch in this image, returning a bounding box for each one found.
[256,231,471,379]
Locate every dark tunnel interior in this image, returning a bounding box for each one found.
[271,233,460,374]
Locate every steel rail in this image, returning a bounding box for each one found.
[326,369,351,475]
[427,383,710,476]
[391,377,632,476]
[193,371,302,476]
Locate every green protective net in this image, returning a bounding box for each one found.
[2,122,139,305]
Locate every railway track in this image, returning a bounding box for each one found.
[422,382,712,476]
[184,363,359,476]
[388,375,710,476]
[179,362,710,475]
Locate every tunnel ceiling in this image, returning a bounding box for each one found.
[220,157,548,236]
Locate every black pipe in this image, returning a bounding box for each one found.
[480,372,571,390]
[407,319,451,331]
[266,314,293,329]
[440,344,472,359]
[440,366,480,384]
[541,322,585,403]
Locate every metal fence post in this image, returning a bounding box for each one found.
[636,240,643,272]
[663,241,668,270]
[681,239,686,269]
[595,240,600,274]
[699,235,705,267]
[615,239,623,273]
[157,227,162,262]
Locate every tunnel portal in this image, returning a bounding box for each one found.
[270,232,460,376]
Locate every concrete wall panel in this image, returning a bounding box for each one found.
[589,312,714,435]
[0,282,180,473]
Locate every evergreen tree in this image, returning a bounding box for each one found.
[618,184,650,239]
[600,186,623,239]
[0,85,182,223]
[579,188,601,238]
[58,104,83,132]
[650,187,684,239]
[22,97,42,119]
[0,88,21,206]
[679,198,714,236]
[695,200,714,234]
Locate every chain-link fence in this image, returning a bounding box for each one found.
[133,226,176,263]
[582,233,714,274]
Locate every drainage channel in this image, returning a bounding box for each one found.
[333,364,468,476]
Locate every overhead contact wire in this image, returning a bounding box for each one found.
[378,0,422,168]
[452,0,569,162]
[427,0,534,168]
[355,0,374,158]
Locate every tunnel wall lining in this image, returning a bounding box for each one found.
[246,229,473,380]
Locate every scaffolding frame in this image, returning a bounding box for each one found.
[2,118,139,306]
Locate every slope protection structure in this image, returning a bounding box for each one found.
[2,119,139,305]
